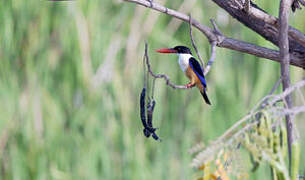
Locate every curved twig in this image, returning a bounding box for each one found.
[189,14,204,68]
[144,42,188,89]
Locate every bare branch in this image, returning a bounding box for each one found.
[245,1,305,48]
[211,0,305,57]
[260,78,282,108]
[220,38,304,67]
[124,0,216,41]
[203,19,221,75]
[189,14,204,68]
[144,42,188,89]
[278,0,294,170]
[123,0,305,68]
[210,19,223,37]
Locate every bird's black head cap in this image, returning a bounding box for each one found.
[173,46,192,54]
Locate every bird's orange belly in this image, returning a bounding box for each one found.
[185,66,203,90]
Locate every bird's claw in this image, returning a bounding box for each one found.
[185,83,194,88]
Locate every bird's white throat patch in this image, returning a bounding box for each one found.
[178,54,193,72]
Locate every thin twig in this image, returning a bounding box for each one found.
[279,0,294,171]
[143,46,148,89]
[269,79,305,105]
[144,42,188,89]
[189,14,204,68]
[259,78,282,109]
[254,78,282,130]
[151,78,156,98]
[203,19,220,75]
[210,19,223,37]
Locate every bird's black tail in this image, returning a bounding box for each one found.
[200,91,211,105]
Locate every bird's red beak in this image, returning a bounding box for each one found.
[155,48,177,53]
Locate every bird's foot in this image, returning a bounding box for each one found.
[185,83,195,88]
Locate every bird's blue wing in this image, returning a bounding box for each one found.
[189,57,207,88]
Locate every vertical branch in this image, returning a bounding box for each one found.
[278,0,294,172]
[189,16,218,75]
[189,14,204,68]
[203,19,220,75]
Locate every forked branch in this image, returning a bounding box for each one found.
[123,0,305,68]
[144,42,188,89]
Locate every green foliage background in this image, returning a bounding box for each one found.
[0,0,304,179]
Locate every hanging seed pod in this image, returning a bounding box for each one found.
[140,87,151,138]
[140,88,146,124]
[139,88,161,141]
[151,132,160,141]
[146,98,161,141]
[147,99,156,128]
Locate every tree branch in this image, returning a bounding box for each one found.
[278,0,294,171]
[211,0,305,58]
[244,1,305,49]
[123,0,305,68]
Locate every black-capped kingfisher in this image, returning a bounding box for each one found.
[156,46,211,105]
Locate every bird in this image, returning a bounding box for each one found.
[155,45,211,105]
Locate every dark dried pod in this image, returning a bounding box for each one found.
[140,88,161,141]
[140,88,148,129]
[151,132,161,141]
[143,128,151,138]
[147,100,156,128]
[147,99,161,141]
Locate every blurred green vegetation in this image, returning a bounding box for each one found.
[0,0,304,179]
